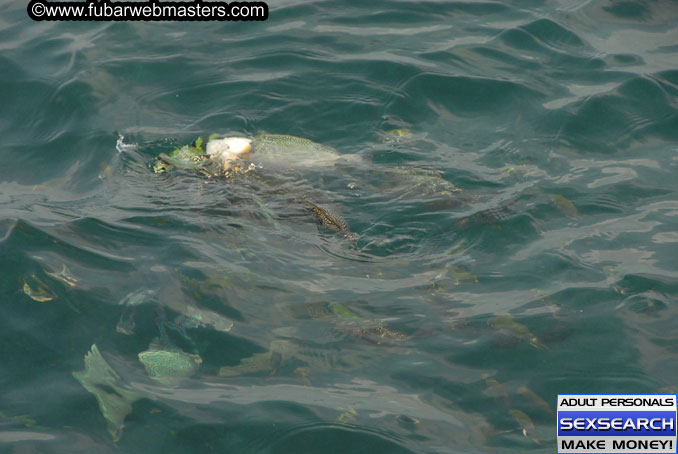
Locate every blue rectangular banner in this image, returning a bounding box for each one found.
[558,411,677,437]
[557,394,677,454]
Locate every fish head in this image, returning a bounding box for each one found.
[206,137,252,171]
[224,137,252,155]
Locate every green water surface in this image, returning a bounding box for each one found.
[1,1,677,452]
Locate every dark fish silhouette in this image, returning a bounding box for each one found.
[306,201,357,245]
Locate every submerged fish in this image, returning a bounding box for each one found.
[396,414,421,426]
[378,128,414,144]
[306,201,357,244]
[488,315,546,350]
[509,409,541,445]
[218,351,274,377]
[138,338,202,386]
[253,133,330,148]
[180,305,234,333]
[218,340,294,377]
[516,386,554,416]
[383,128,412,137]
[153,134,348,177]
[73,345,142,442]
[549,194,580,219]
[153,144,207,174]
[44,264,78,287]
[153,138,252,176]
[342,321,409,346]
[337,407,359,424]
[383,165,461,196]
[456,203,515,230]
[251,134,341,167]
[294,367,312,386]
[430,264,478,289]
[484,377,511,408]
[115,289,157,335]
[328,302,360,320]
[156,152,209,171]
[23,274,56,302]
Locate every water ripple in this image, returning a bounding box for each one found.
[2,0,678,451]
